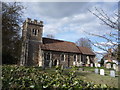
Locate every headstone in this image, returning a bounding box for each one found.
[95,68,99,74]
[90,63,93,67]
[100,69,104,75]
[49,60,52,68]
[79,68,84,71]
[106,63,111,69]
[95,63,98,67]
[113,64,116,70]
[110,70,115,77]
[98,64,101,67]
[116,65,119,71]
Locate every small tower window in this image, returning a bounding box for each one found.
[32,29,38,36]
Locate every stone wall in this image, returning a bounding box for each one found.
[43,50,81,67]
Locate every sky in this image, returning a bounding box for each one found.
[22,2,118,60]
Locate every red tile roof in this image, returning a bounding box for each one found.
[78,47,95,55]
[41,37,95,55]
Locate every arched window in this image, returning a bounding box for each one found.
[44,52,50,60]
[74,55,77,61]
[35,30,37,35]
[61,54,65,61]
[32,29,37,36]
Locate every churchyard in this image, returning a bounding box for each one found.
[2,65,119,89]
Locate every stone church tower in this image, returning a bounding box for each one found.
[20,18,43,66]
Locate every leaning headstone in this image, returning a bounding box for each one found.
[95,68,99,74]
[110,70,115,77]
[100,69,104,75]
[98,64,101,67]
[90,63,93,67]
[106,63,111,69]
[113,64,116,70]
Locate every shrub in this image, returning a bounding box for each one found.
[2,65,113,89]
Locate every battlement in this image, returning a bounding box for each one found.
[25,18,43,26]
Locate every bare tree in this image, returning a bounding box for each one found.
[46,34,55,39]
[87,6,119,60]
[75,38,92,49]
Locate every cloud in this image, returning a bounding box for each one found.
[22,2,117,42]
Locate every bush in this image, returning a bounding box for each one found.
[2,65,112,89]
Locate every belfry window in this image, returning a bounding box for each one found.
[32,29,37,36]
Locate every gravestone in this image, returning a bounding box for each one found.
[106,63,111,69]
[113,64,116,70]
[110,70,115,77]
[100,69,104,75]
[95,68,99,74]
[98,64,101,67]
[49,60,52,68]
[116,65,119,71]
[95,63,98,67]
[90,63,93,67]
[79,68,84,71]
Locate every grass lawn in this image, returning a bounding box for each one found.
[43,66,119,88]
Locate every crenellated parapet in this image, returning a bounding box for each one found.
[25,18,43,26]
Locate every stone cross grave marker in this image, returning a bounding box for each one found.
[95,68,99,74]
[100,69,104,75]
[110,70,115,77]
[106,63,111,69]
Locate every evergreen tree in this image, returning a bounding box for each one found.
[2,2,24,64]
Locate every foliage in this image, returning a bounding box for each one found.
[46,34,55,39]
[2,2,24,64]
[2,65,114,89]
[87,8,119,60]
[75,38,92,49]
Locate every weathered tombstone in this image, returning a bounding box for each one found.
[79,68,84,71]
[100,69,104,75]
[95,68,99,74]
[110,70,115,77]
[90,63,93,67]
[98,64,101,67]
[116,65,119,71]
[95,63,98,67]
[113,64,116,70]
[49,60,52,68]
[106,63,111,69]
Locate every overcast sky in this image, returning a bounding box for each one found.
[22,2,118,59]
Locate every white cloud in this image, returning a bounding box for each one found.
[22,2,117,42]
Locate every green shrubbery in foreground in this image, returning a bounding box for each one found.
[2,65,115,89]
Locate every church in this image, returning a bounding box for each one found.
[20,18,95,67]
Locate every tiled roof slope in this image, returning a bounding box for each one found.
[41,37,95,55]
[78,47,95,55]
